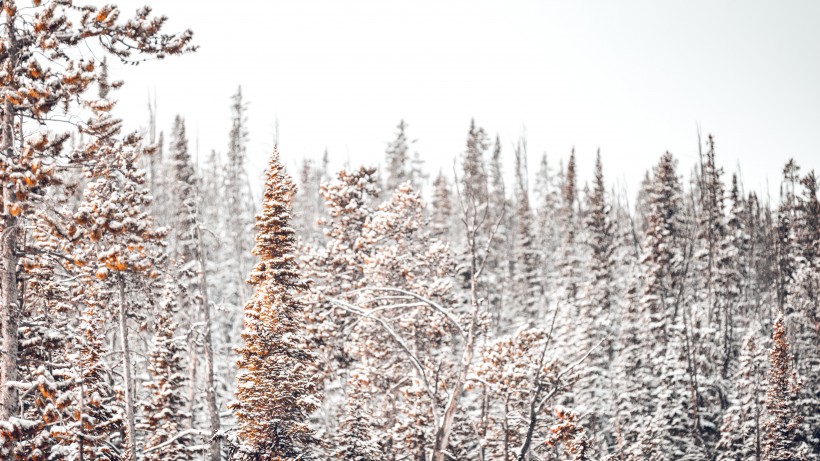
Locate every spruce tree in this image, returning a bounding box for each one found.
[230,149,321,460]
[717,329,767,461]
[639,151,685,352]
[763,317,807,461]
[431,171,453,240]
[139,280,192,461]
[461,119,490,208]
[557,149,581,303]
[385,120,411,192]
[576,151,616,452]
[511,140,540,323]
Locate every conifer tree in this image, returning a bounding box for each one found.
[582,152,615,317]
[223,86,256,305]
[637,325,707,461]
[576,151,616,451]
[301,165,380,375]
[385,120,412,192]
[461,119,490,209]
[167,116,221,457]
[71,80,168,460]
[511,140,540,323]
[409,150,429,191]
[139,280,192,461]
[786,169,820,457]
[68,291,126,461]
[763,317,807,461]
[486,136,510,326]
[776,160,801,311]
[332,373,382,461]
[534,152,561,303]
[1,56,172,460]
[557,149,581,303]
[431,171,453,240]
[0,1,193,432]
[168,115,201,420]
[639,151,685,351]
[614,151,685,458]
[717,329,767,461]
[695,136,727,328]
[230,149,321,460]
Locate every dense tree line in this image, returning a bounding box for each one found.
[0,2,817,461]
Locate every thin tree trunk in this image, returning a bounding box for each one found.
[118,277,137,461]
[0,6,19,423]
[187,306,199,425]
[78,379,85,461]
[503,394,511,461]
[197,225,221,461]
[431,208,486,461]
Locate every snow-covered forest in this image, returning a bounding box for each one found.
[0,2,818,461]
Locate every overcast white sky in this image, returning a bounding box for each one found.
[111,0,819,201]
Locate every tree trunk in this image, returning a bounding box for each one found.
[0,190,18,422]
[198,226,221,461]
[186,293,199,428]
[118,277,137,461]
[431,232,482,461]
[0,6,19,423]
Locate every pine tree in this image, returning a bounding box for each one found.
[461,119,490,208]
[695,135,727,328]
[69,292,126,461]
[776,160,801,311]
[332,373,382,461]
[763,317,807,461]
[511,139,540,324]
[1,57,172,460]
[717,329,767,461]
[486,136,510,328]
[639,151,685,352]
[431,171,453,240]
[533,152,561,304]
[71,74,169,460]
[230,149,321,460]
[557,149,581,303]
[347,182,456,459]
[385,120,412,192]
[139,280,192,461]
[0,2,193,441]
[692,136,734,448]
[637,325,707,461]
[223,86,256,306]
[168,115,201,423]
[301,165,380,376]
[409,150,429,191]
[787,169,820,457]
[614,151,685,458]
[547,408,595,461]
[576,151,617,453]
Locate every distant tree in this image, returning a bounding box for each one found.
[332,373,382,461]
[576,151,617,452]
[385,120,412,192]
[511,139,541,323]
[139,280,193,461]
[461,119,490,209]
[717,329,767,461]
[223,86,256,305]
[431,171,453,240]
[167,115,221,458]
[763,317,807,461]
